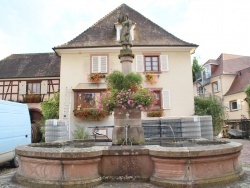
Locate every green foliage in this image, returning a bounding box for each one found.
[122,72,143,90]
[244,84,250,115]
[194,96,225,134]
[40,93,60,142]
[41,93,60,120]
[105,70,124,91]
[73,125,89,139]
[192,57,203,82]
[105,71,143,91]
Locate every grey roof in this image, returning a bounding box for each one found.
[55,4,197,49]
[206,53,250,78]
[0,53,60,79]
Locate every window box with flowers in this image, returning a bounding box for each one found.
[73,108,109,121]
[147,110,164,117]
[145,73,157,84]
[23,94,42,103]
[88,73,106,83]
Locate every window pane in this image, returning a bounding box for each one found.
[152,62,158,66]
[231,101,237,110]
[152,57,158,61]
[145,57,151,61]
[28,84,32,94]
[146,61,151,66]
[152,66,158,71]
[84,93,95,108]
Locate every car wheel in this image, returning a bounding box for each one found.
[10,154,19,168]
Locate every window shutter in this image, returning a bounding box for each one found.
[237,99,242,110]
[217,80,221,92]
[92,56,99,73]
[136,55,144,72]
[224,102,230,111]
[160,55,169,71]
[19,81,26,94]
[100,56,108,73]
[162,90,171,109]
[41,80,48,94]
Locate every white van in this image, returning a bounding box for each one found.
[0,100,31,167]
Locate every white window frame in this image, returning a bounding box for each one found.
[230,100,242,111]
[91,56,108,73]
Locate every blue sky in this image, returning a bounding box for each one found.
[1,0,250,64]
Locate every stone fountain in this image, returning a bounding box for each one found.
[14,12,244,188]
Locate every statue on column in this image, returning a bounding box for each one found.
[118,13,134,49]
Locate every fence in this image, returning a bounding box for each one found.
[142,116,213,140]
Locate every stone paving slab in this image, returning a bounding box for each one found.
[1,138,250,188]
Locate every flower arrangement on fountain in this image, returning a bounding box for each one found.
[97,70,157,114]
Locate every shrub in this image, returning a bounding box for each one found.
[41,92,59,120]
[194,96,225,134]
[73,125,89,139]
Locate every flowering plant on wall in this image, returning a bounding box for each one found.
[147,110,164,117]
[97,71,157,114]
[88,73,106,83]
[73,108,109,121]
[145,73,157,84]
[23,94,41,103]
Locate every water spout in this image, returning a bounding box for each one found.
[166,124,176,144]
[122,124,132,146]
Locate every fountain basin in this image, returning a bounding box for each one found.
[14,140,244,188]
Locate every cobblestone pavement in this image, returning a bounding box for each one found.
[1,138,250,188]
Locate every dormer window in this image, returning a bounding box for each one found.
[114,22,135,41]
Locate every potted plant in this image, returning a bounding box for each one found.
[145,73,157,84]
[88,73,101,83]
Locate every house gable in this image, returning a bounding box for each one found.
[54,4,197,49]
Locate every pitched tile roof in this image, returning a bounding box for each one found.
[204,53,250,78]
[54,4,197,49]
[0,53,60,79]
[225,67,250,96]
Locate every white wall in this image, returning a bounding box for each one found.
[58,47,195,138]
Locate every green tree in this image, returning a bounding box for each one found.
[192,57,203,82]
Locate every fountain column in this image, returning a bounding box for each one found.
[112,13,145,145]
